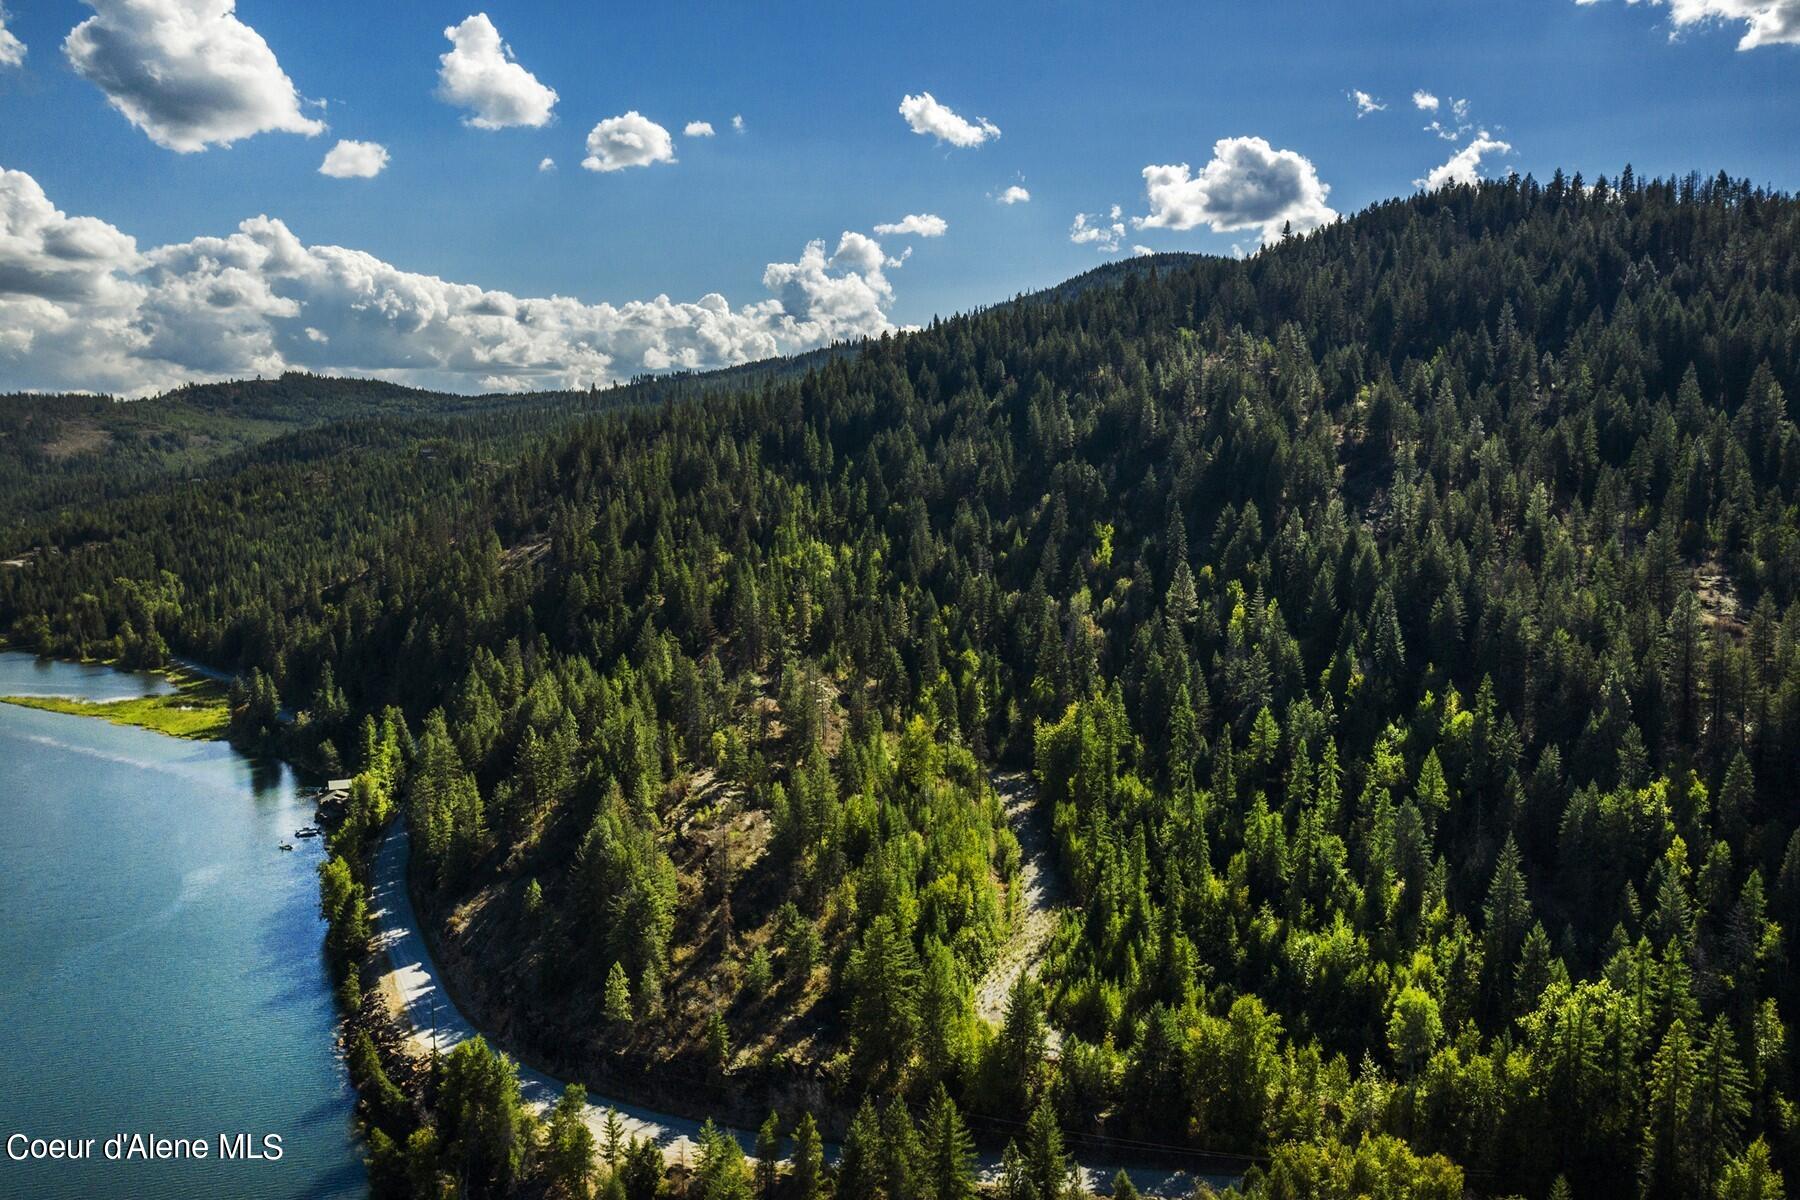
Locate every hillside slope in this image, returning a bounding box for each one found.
[5,171,1800,1198]
[0,348,860,526]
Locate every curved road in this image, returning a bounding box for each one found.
[369,821,718,1155]
[368,820,1233,1195]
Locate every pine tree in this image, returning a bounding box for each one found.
[694,1120,752,1200]
[879,1098,923,1200]
[1167,561,1200,627]
[790,1113,825,1200]
[845,913,922,1083]
[754,1111,782,1199]
[1484,835,1532,1007]
[992,974,1049,1110]
[601,1109,626,1173]
[619,1136,663,1200]
[1514,922,1557,1016]
[835,1099,884,1200]
[634,964,663,1021]
[997,1141,1033,1200]
[1716,1138,1785,1200]
[434,1036,531,1198]
[1718,752,1756,849]
[543,1084,597,1200]
[1692,1015,1751,1191]
[706,1011,733,1074]
[923,1085,976,1200]
[1639,1019,1696,1200]
[917,938,971,1090]
[1023,1099,1074,1200]
[603,961,634,1028]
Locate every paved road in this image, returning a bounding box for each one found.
[368,819,1235,1195]
[369,821,722,1156]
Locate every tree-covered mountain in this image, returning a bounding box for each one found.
[0,352,856,528]
[4,168,1800,1199]
[0,374,462,523]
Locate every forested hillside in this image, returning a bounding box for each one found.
[0,360,825,527]
[5,169,1800,1199]
[0,374,469,524]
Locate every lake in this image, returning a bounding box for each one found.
[0,652,364,1198]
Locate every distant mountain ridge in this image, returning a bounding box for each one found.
[0,346,859,523]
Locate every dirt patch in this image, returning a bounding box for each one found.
[1697,559,1744,635]
[42,420,113,461]
[974,770,1068,1047]
[501,537,551,572]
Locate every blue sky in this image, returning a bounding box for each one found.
[0,0,1795,394]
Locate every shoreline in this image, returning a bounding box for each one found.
[2,646,1238,1195]
[367,818,1237,1197]
[366,819,735,1161]
[0,650,364,1198]
[0,648,230,740]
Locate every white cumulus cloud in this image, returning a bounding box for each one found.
[538,157,555,171]
[1412,90,1440,111]
[62,0,325,152]
[0,5,25,68]
[0,166,143,306]
[436,13,557,129]
[1135,136,1336,245]
[684,120,715,138]
[1672,0,1800,45]
[319,140,388,179]
[732,114,745,132]
[582,112,676,173]
[1351,89,1387,117]
[0,164,909,396]
[997,185,1031,205]
[1417,133,1513,189]
[898,92,1000,147]
[1070,211,1125,253]
[1581,0,1800,47]
[872,213,947,237]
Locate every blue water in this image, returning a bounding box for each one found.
[0,653,364,1199]
[0,654,175,701]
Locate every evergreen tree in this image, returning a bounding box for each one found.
[879,1098,923,1200]
[790,1113,826,1200]
[693,1120,752,1200]
[603,961,634,1028]
[618,1137,663,1200]
[1716,1139,1785,1200]
[755,1111,782,1199]
[923,1085,977,1200]
[1639,1019,1697,1200]
[542,1084,597,1200]
[835,1099,884,1200]
[1484,836,1532,1008]
[1022,1100,1075,1200]
[434,1036,533,1199]
[845,914,922,1084]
